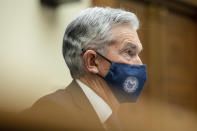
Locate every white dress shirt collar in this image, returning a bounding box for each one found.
[76,79,112,123]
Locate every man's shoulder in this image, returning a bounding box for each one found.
[40,80,78,100]
[22,80,79,114]
[34,86,72,106]
[31,88,71,110]
[19,80,104,130]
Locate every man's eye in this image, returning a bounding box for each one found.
[126,50,133,56]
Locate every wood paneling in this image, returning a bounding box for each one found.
[93,0,197,111]
[92,0,118,7]
[178,0,197,6]
[161,11,197,110]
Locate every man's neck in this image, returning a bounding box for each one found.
[79,73,120,114]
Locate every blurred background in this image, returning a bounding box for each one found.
[0,0,197,130]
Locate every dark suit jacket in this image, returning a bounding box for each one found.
[22,80,109,130]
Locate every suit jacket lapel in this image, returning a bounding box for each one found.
[66,80,103,128]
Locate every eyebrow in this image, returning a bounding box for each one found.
[123,42,143,52]
[125,42,137,49]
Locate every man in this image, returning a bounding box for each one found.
[22,7,147,131]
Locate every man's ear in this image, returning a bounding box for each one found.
[82,50,99,74]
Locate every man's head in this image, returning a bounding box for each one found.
[62,7,142,78]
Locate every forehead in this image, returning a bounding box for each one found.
[110,24,142,51]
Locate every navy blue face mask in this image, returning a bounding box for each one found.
[96,52,147,103]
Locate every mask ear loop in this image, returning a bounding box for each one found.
[81,48,112,78]
[81,48,112,64]
[95,51,112,78]
[95,51,112,64]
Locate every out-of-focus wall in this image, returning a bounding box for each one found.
[0,0,91,112]
[93,0,197,131]
[93,0,197,112]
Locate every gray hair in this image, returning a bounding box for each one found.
[62,7,139,78]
